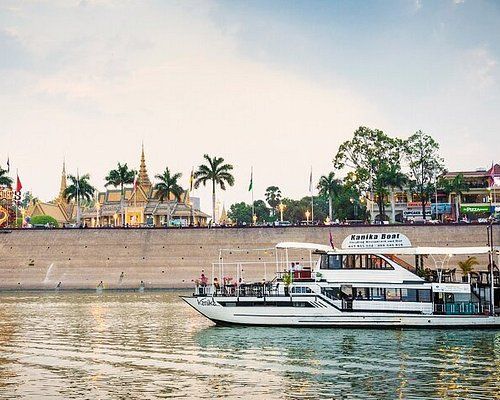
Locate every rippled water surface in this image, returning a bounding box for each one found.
[0,291,499,399]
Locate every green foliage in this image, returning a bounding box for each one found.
[253,199,271,222]
[105,163,135,192]
[0,166,13,187]
[403,130,444,219]
[333,126,403,219]
[457,256,479,275]
[228,200,271,224]
[194,154,235,221]
[228,202,252,224]
[64,174,96,203]
[265,186,282,214]
[317,172,342,219]
[282,272,292,286]
[155,167,184,202]
[30,215,59,227]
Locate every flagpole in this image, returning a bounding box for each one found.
[251,167,254,222]
[76,168,81,226]
[310,167,314,224]
[15,169,18,228]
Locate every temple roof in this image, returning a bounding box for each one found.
[138,144,152,189]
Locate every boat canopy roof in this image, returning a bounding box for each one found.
[276,242,498,255]
[276,242,333,252]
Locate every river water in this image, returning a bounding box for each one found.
[0,291,498,399]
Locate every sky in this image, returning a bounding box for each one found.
[1,0,499,212]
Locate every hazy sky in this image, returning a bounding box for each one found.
[1,0,499,212]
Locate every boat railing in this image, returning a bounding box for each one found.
[433,302,483,315]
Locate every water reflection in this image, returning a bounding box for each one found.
[0,291,498,399]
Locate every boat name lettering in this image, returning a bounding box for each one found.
[342,232,412,249]
[197,297,217,306]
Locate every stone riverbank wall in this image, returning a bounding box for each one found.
[0,225,498,290]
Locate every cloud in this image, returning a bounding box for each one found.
[463,46,497,90]
[0,1,383,208]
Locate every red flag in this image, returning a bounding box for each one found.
[16,174,22,192]
[329,230,335,249]
[133,173,138,191]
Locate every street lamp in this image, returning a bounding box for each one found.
[252,214,257,225]
[278,202,285,222]
[305,209,310,224]
[487,187,493,217]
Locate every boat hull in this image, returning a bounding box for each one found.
[182,296,500,328]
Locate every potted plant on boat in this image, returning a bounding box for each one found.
[282,272,292,296]
[458,256,479,282]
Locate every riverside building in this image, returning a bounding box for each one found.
[371,163,499,223]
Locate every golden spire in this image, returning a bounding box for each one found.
[58,160,68,204]
[138,143,152,189]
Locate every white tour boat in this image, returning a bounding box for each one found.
[182,233,500,328]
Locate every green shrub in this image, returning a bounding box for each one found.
[30,215,59,228]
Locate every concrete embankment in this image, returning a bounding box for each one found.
[0,225,498,290]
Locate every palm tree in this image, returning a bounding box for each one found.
[194,154,235,223]
[105,163,135,226]
[317,172,342,220]
[0,166,12,187]
[154,167,184,226]
[64,174,95,226]
[440,173,469,222]
[458,256,479,281]
[265,186,282,217]
[64,174,95,203]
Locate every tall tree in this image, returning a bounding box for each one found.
[194,154,235,222]
[439,173,469,221]
[64,173,95,226]
[378,163,407,223]
[228,202,252,225]
[105,163,135,226]
[265,186,282,216]
[0,166,12,187]
[154,167,184,225]
[333,126,402,221]
[403,130,444,220]
[64,174,95,203]
[317,172,342,220]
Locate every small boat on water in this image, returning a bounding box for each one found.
[182,236,500,328]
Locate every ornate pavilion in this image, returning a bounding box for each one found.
[81,146,209,227]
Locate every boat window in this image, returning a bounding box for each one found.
[369,288,385,300]
[291,286,313,294]
[353,287,370,300]
[321,254,343,269]
[386,288,401,301]
[401,289,418,302]
[417,289,432,302]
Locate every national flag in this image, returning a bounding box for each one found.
[248,167,253,192]
[6,157,10,173]
[16,174,22,192]
[488,161,499,187]
[329,230,335,249]
[189,167,194,192]
[133,172,138,191]
[308,167,313,193]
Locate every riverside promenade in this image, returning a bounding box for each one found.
[0,225,498,290]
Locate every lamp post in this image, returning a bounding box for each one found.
[278,202,285,222]
[305,210,310,225]
[252,214,257,225]
[350,197,359,218]
[487,187,493,218]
